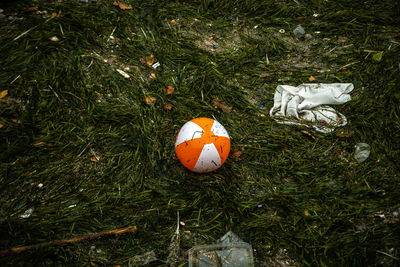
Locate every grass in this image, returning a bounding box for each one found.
[0,0,399,266]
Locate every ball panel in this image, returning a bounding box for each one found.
[211,120,230,138]
[175,121,204,147]
[175,138,205,171]
[210,136,231,164]
[193,143,221,173]
[190,117,214,132]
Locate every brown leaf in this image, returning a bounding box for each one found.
[163,85,175,95]
[304,210,310,216]
[34,142,45,147]
[26,7,39,12]
[301,130,315,140]
[164,104,173,110]
[230,148,243,161]
[0,123,3,129]
[308,76,316,82]
[363,49,382,54]
[145,96,156,104]
[0,90,8,99]
[213,99,232,113]
[341,67,348,71]
[90,157,99,162]
[113,1,132,10]
[51,12,57,18]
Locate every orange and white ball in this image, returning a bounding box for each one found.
[175,117,230,173]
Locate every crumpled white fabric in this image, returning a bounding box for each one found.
[269,83,354,133]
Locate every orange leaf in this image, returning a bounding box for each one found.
[213,99,232,113]
[170,19,176,24]
[341,67,348,71]
[145,96,156,104]
[0,90,8,99]
[113,1,132,10]
[34,142,45,147]
[90,157,99,162]
[26,7,39,12]
[164,104,173,110]
[230,148,243,160]
[163,85,175,95]
[308,76,316,82]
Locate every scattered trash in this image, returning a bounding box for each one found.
[189,231,254,266]
[354,143,370,163]
[313,13,319,17]
[116,69,130,78]
[20,208,34,219]
[278,29,285,34]
[38,183,43,188]
[293,25,305,39]
[179,221,186,226]
[50,36,59,42]
[68,204,77,208]
[151,62,160,69]
[258,104,264,108]
[269,83,354,133]
[257,204,262,209]
[129,251,158,266]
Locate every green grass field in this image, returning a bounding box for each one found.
[1,0,399,266]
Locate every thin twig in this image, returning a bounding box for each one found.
[0,226,137,257]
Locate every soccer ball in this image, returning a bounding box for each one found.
[175,117,231,173]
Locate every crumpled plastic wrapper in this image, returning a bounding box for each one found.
[269,83,354,133]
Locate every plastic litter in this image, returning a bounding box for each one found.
[189,231,254,267]
[129,251,157,266]
[20,208,34,219]
[354,143,370,163]
[293,25,305,39]
[269,83,354,133]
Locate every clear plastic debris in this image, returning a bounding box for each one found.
[189,231,254,267]
[354,143,370,163]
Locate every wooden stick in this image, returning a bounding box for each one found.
[0,226,137,257]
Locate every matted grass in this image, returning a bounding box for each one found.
[1,0,399,266]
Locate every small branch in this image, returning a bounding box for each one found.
[0,226,137,257]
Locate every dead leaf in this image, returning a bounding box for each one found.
[145,96,156,104]
[163,85,175,95]
[113,1,132,10]
[0,123,3,128]
[341,67,348,71]
[11,119,20,123]
[0,90,8,99]
[230,148,243,161]
[90,157,99,162]
[308,76,316,82]
[26,7,39,13]
[304,210,310,216]
[213,99,232,113]
[164,104,173,110]
[34,142,45,147]
[149,73,156,79]
[51,12,57,18]
[300,130,315,140]
[363,49,382,54]
[170,19,176,24]
[142,53,155,66]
